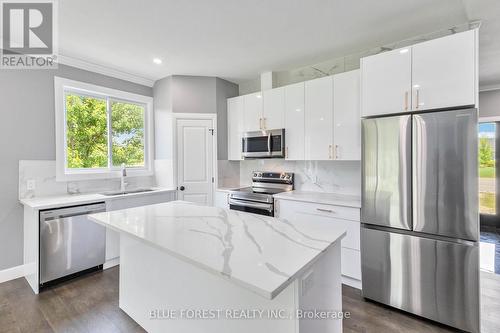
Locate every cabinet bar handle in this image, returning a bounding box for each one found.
[286,146,289,159]
[335,145,339,159]
[329,145,332,159]
[416,89,420,109]
[316,208,334,213]
[259,118,263,129]
[263,118,267,129]
[404,91,409,111]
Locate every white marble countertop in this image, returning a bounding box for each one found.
[89,200,346,299]
[273,191,361,208]
[19,187,177,210]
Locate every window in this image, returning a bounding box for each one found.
[55,77,153,180]
[479,122,496,215]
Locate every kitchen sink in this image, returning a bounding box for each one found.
[100,188,154,196]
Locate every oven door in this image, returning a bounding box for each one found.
[242,129,285,159]
[229,198,274,216]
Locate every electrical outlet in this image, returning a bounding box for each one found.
[27,179,36,191]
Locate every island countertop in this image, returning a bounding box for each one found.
[89,200,346,299]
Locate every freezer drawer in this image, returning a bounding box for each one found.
[361,115,412,230]
[412,108,479,241]
[361,227,479,333]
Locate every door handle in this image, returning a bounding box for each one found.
[416,89,420,109]
[267,133,271,154]
[404,91,409,111]
[316,208,335,213]
[179,186,185,191]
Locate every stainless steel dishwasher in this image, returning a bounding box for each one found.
[39,202,106,287]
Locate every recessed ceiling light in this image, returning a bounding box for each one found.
[399,49,409,54]
[153,58,162,64]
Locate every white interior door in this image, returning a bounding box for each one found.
[176,118,214,205]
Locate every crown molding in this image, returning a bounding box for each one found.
[480,83,500,92]
[57,54,155,87]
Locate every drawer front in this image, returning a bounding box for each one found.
[342,248,361,280]
[277,199,360,221]
[276,200,360,250]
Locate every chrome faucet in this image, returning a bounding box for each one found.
[120,163,128,192]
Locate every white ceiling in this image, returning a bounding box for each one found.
[58,0,500,87]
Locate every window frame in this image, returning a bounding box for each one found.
[55,77,154,181]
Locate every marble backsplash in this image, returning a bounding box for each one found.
[217,160,241,188]
[239,160,361,196]
[19,160,155,199]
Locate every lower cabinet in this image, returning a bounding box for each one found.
[275,199,361,289]
[104,191,177,265]
[214,190,230,210]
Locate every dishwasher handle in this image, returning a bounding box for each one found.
[40,202,106,221]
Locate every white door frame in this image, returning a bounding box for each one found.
[172,113,218,204]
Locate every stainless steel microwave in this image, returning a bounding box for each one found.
[242,129,285,159]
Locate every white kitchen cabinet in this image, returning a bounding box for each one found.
[284,82,305,160]
[333,70,361,160]
[411,29,477,111]
[214,190,230,209]
[305,76,334,160]
[275,198,361,288]
[361,29,478,117]
[243,92,263,132]
[227,97,244,160]
[361,46,412,117]
[262,87,285,130]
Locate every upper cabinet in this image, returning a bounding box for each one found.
[243,89,285,132]
[334,70,361,160]
[243,92,263,132]
[411,29,476,111]
[227,97,244,161]
[284,82,305,160]
[263,87,285,130]
[305,76,334,160]
[226,70,361,162]
[361,47,412,117]
[361,29,478,117]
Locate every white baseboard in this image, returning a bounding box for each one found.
[0,264,26,284]
[342,275,362,290]
[103,257,120,270]
[0,260,120,286]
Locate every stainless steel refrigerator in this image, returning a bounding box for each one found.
[361,108,480,333]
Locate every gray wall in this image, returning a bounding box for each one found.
[479,89,500,118]
[0,64,152,271]
[153,75,238,160]
[216,78,239,160]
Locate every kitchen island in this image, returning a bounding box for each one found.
[89,200,346,333]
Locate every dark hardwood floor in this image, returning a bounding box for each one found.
[0,267,499,333]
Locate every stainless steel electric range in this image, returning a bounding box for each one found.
[228,171,294,216]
